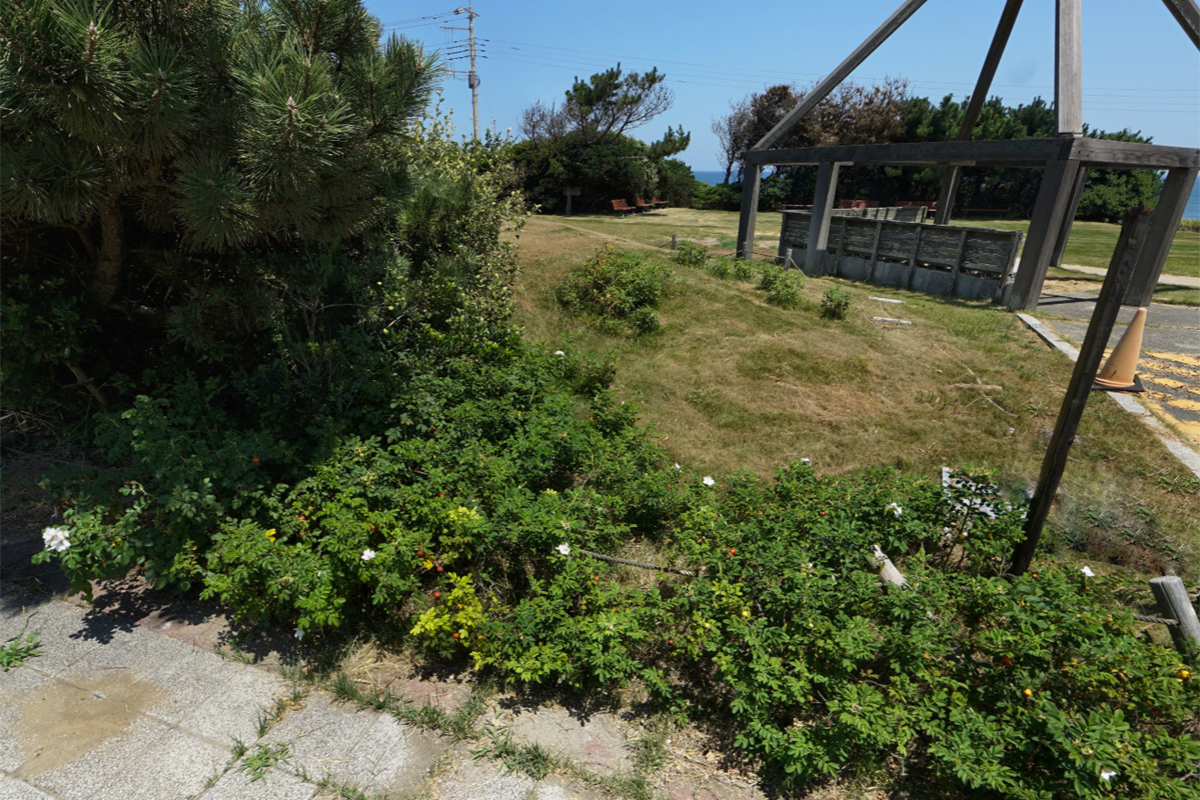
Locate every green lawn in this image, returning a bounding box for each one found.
[948,217,1200,278]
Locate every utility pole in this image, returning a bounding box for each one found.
[442,4,481,140]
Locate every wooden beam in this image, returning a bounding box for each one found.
[1160,0,1200,49]
[935,0,1026,225]
[742,138,1198,170]
[752,0,928,151]
[1050,167,1088,268]
[736,167,762,259]
[1055,0,1083,136]
[1125,168,1199,306]
[1007,158,1082,310]
[744,138,1074,167]
[1069,137,1200,169]
[1010,207,1152,577]
[805,162,840,275]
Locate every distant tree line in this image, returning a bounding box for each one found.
[510,65,694,213]
[703,82,1162,222]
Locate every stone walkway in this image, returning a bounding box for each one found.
[0,584,767,800]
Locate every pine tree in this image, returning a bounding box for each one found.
[1,0,440,400]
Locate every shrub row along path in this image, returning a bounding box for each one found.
[0,584,628,800]
[0,509,765,800]
[1030,292,1200,446]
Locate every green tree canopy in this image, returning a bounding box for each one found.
[1,0,443,406]
[513,64,691,213]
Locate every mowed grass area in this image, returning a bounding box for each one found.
[946,217,1200,279]
[511,213,1200,574]
[538,208,1199,304]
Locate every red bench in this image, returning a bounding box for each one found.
[635,197,655,213]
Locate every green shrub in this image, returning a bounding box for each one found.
[820,287,852,319]
[756,265,803,309]
[732,260,755,281]
[672,240,708,268]
[556,246,673,335]
[706,257,733,279]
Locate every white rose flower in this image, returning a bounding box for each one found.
[42,526,71,553]
[361,549,376,561]
[554,350,565,356]
[702,476,715,487]
[1100,769,1116,781]
[556,543,571,556]
[887,502,903,518]
[1081,566,1095,577]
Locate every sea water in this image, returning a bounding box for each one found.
[690,169,1200,218]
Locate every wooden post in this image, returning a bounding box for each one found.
[1150,576,1200,658]
[833,216,848,276]
[805,162,840,275]
[870,545,908,589]
[753,0,929,150]
[903,224,924,290]
[1055,0,1083,137]
[1050,167,1088,268]
[866,220,883,282]
[671,233,677,251]
[1010,207,1152,577]
[994,231,1024,303]
[1124,167,1199,306]
[1159,0,1200,49]
[934,0,1026,225]
[736,166,762,260]
[948,228,969,296]
[1007,158,1082,310]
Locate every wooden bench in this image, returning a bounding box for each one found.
[650,197,669,209]
[611,199,634,217]
[635,197,655,213]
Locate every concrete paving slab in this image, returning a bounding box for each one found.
[0,598,72,659]
[0,775,57,800]
[342,711,448,795]
[430,751,541,800]
[142,640,244,726]
[58,621,187,682]
[87,725,229,800]
[201,767,317,800]
[502,706,633,774]
[0,669,52,772]
[24,715,171,800]
[263,692,376,782]
[18,605,126,678]
[176,663,290,746]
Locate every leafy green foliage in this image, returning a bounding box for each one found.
[1,628,41,671]
[556,247,672,334]
[513,64,689,213]
[820,288,852,319]
[756,265,804,309]
[671,241,707,268]
[1,0,443,411]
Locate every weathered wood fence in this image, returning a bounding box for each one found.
[778,210,1023,302]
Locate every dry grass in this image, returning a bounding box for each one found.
[510,213,1200,574]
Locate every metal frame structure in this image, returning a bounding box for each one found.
[735,0,1199,312]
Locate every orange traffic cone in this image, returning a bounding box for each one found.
[1093,307,1147,392]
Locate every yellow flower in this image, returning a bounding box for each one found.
[264,529,277,542]
[1023,688,1033,697]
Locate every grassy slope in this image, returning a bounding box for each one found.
[512,213,1200,574]
[538,209,1199,304]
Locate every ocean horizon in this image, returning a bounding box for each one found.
[692,169,1200,219]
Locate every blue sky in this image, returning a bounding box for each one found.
[364,0,1200,171]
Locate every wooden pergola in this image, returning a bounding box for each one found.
[734,0,1200,312]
